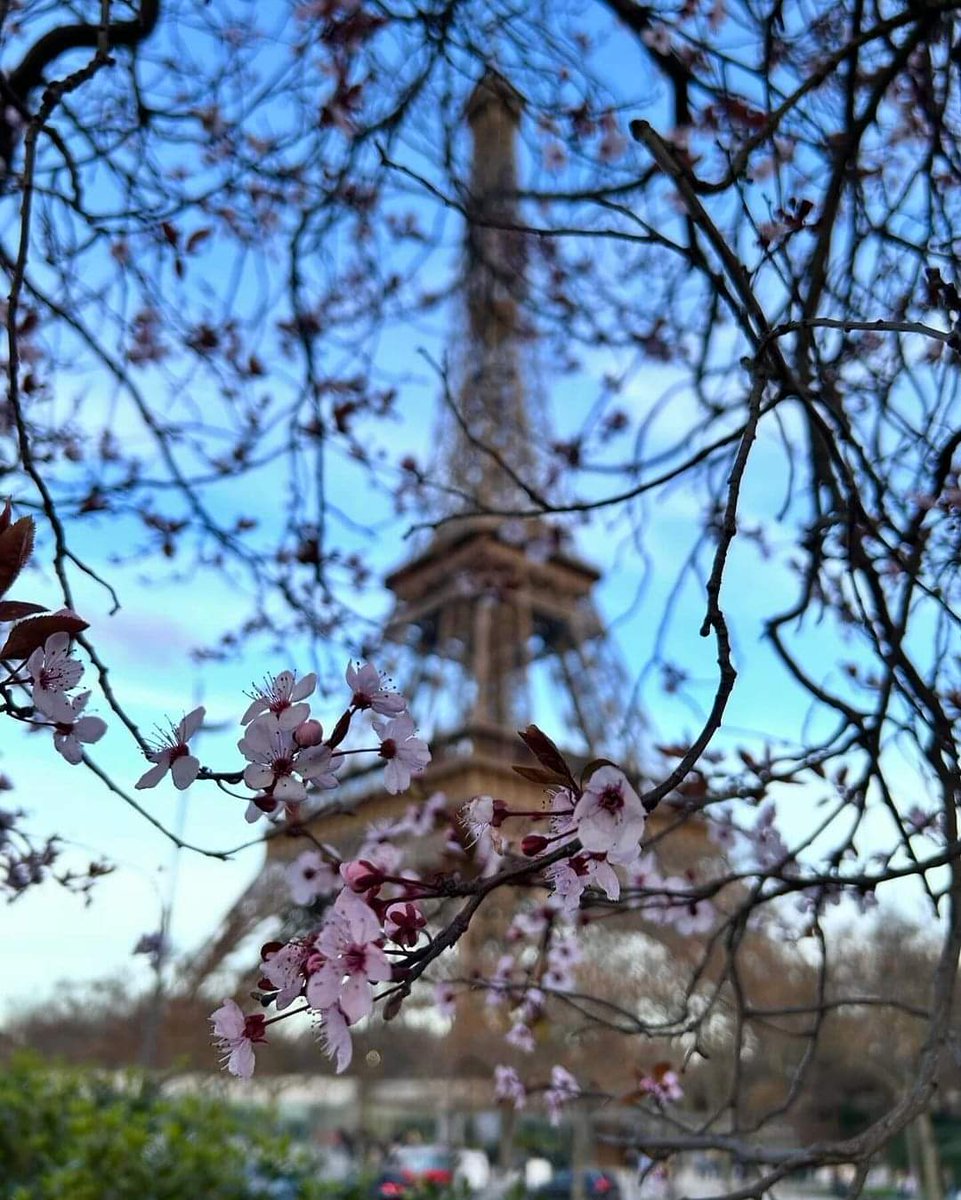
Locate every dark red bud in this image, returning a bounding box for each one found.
[326,708,352,749]
[383,990,408,1022]
[521,834,549,857]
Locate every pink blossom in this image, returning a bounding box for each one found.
[707,810,738,851]
[639,1065,683,1104]
[262,940,312,1009]
[373,713,431,794]
[356,823,407,870]
[547,853,620,913]
[507,909,550,941]
[286,850,339,905]
[544,933,581,991]
[242,670,317,729]
[462,794,506,847]
[347,661,406,715]
[506,1023,535,1053]
[546,858,590,914]
[297,742,343,790]
[406,790,448,837]
[433,981,457,1019]
[521,988,545,1022]
[545,1065,580,1125]
[209,998,267,1078]
[750,805,790,869]
[136,706,205,790]
[238,715,307,801]
[670,891,716,936]
[548,788,578,841]
[573,766,646,860]
[28,631,83,723]
[494,1065,526,1109]
[629,852,667,892]
[48,691,106,764]
[308,889,392,1022]
[484,953,515,1008]
[590,856,622,901]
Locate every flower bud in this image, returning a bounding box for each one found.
[521,834,549,857]
[383,990,407,1022]
[293,718,324,747]
[341,858,385,892]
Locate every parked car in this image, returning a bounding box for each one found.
[372,1145,456,1198]
[530,1169,623,1200]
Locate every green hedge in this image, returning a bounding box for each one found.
[0,1053,333,1200]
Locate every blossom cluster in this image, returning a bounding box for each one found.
[206,663,432,1077]
[25,632,106,764]
[214,844,437,1076]
[463,764,649,913]
[133,662,430,825]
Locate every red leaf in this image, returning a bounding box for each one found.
[0,610,88,659]
[0,600,47,622]
[655,743,691,758]
[517,724,574,785]
[0,516,35,599]
[186,227,212,254]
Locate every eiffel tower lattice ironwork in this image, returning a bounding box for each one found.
[182,69,643,996]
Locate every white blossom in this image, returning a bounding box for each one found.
[28,631,83,723]
[136,706,205,790]
[242,670,316,729]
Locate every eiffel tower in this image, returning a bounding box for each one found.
[184,70,654,994]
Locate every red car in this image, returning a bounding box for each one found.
[374,1146,456,1197]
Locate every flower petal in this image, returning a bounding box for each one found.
[136,758,170,790]
[210,999,246,1039]
[277,701,310,730]
[273,775,306,802]
[241,696,266,725]
[53,733,83,765]
[321,1006,353,1074]
[171,753,201,790]
[244,764,274,789]
[228,1040,255,1079]
[340,974,373,1024]
[177,705,206,742]
[290,672,317,703]
[74,716,106,745]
